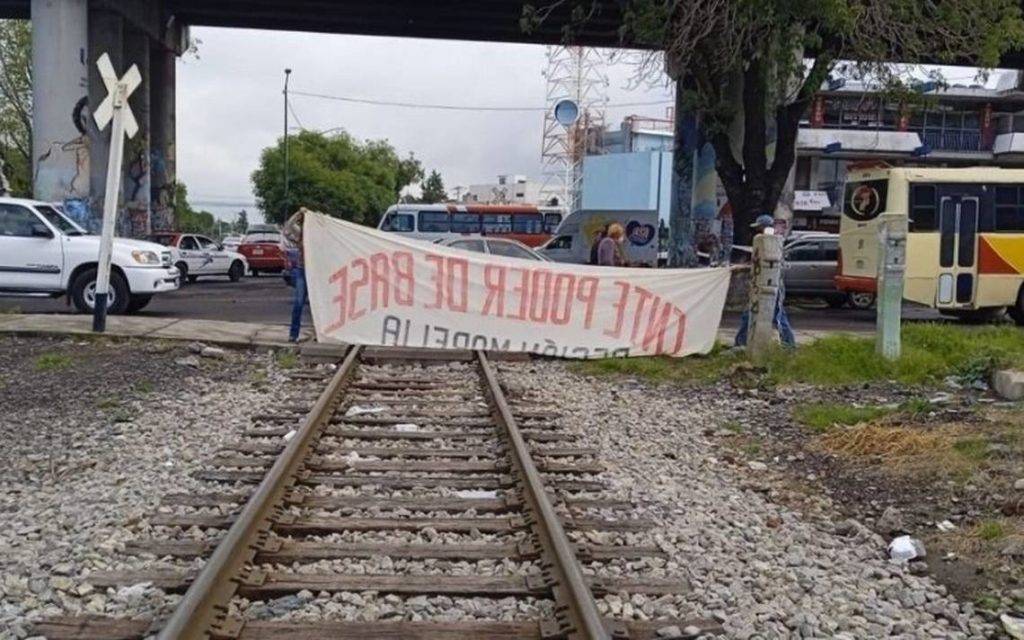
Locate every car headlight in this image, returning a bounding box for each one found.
[131,250,161,265]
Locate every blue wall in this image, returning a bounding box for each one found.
[581,151,673,223]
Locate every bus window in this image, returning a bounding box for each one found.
[451,213,481,233]
[995,186,1024,231]
[482,214,512,234]
[512,213,543,234]
[418,211,450,233]
[910,184,937,231]
[381,212,414,232]
[543,213,562,233]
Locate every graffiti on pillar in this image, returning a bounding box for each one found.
[34,96,91,202]
[150,148,174,232]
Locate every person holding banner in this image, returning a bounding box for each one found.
[734,214,795,348]
[282,209,307,343]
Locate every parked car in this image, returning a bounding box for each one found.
[435,236,549,261]
[783,233,875,309]
[221,234,243,252]
[148,232,248,285]
[0,197,179,313]
[237,229,287,276]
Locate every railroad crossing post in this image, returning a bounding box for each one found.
[875,212,908,360]
[91,53,141,332]
[748,232,784,358]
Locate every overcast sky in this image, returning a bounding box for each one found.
[176,28,676,222]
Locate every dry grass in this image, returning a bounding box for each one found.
[816,423,991,476]
[949,519,1024,556]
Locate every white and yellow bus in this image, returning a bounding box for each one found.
[837,167,1024,324]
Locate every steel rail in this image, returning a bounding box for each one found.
[476,350,611,640]
[158,345,362,640]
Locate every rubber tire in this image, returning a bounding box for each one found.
[187,275,199,284]
[175,262,189,286]
[250,269,260,277]
[126,294,153,314]
[70,268,130,315]
[847,292,876,309]
[228,260,244,282]
[1007,284,1024,323]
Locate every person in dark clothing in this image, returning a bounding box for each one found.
[588,226,608,265]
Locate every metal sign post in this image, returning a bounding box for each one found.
[875,212,907,360]
[91,53,140,332]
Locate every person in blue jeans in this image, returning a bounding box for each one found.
[282,209,307,342]
[735,214,796,348]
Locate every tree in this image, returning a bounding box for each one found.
[0,19,32,197]
[420,170,448,204]
[234,209,249,234]
[525,0,1024,246]
[251,129,424,225]
[172,182,216,234]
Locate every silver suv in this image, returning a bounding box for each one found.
[784,233,874,309]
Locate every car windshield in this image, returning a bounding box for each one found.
[35,204,85,236]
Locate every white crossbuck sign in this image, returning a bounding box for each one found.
[90,53,141,332]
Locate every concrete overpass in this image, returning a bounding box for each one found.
[0,0,633,234]
[2,0,1022,235]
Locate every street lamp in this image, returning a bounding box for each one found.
[283,68,292,220]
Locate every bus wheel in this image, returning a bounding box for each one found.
[1010,287,1024,326]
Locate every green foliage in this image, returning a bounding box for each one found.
[275,350,299,369]
[35,352,71,371]
[233,210,249,234]
[577,323,1024,387]
[975,519,1008,541]
[420,170,448,204]
[172,183,217,234]
[0,19,31,197]
[953,437,990,462]
[793,402,896,433]
[251,129,424,225]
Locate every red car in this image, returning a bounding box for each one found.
[237,229,287,276]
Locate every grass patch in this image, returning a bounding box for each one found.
[793,402,896,433]
[135,381,155,395]
[96,397,121,410]
[952,437,990,462]
[722,420,744,434]
[974,520,1009,542]
[275,351,299,370]
[35,352,72,371]
[0,305,21,314]
[576,324,1024,387]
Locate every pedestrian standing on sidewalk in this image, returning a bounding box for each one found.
[282,208,307,343]
[597,223,627,267]
[734,214,796,348]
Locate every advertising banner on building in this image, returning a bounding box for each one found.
[304,211,731,358]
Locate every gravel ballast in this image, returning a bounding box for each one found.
[498,361,994,639]
[0,336,319,638]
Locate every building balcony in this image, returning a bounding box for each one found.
[916,130,987,152]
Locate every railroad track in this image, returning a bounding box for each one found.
[36,347,719,640]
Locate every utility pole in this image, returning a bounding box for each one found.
[283,68,292,221]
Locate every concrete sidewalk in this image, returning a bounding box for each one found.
[0,313,313,348]
[0,313,870,350]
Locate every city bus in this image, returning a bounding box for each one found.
[837,167,1024,324]
[377,204,564,247]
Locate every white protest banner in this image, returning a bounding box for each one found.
[304,211,731,358]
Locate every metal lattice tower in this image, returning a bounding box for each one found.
[539,46,608,211]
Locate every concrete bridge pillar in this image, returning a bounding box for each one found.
[30,0,90,217]
[149,45,176,232]
[122,25,151,237]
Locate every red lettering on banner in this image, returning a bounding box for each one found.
[642,299,673,354]
[424,254,445,309]
[393,251,414,306]
[508,267,529,321]
[550,273,574,325]
[576,277,598,329]
[324,265,348,333]
[348,258,369,321]
[629,287,655,344]
[670,307,687,355]
[448,257,469,312]
[482,264,507,317]
[528,270,553,322]
[368,252,390,311]
[603,281,631,338]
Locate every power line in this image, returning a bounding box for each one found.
[287,97,305,129]
[290,89,673,112]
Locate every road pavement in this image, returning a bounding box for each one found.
[0,273,944,331]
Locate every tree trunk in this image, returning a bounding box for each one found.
[668,80,700,267]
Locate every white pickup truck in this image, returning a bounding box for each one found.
[0,197,180,314]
